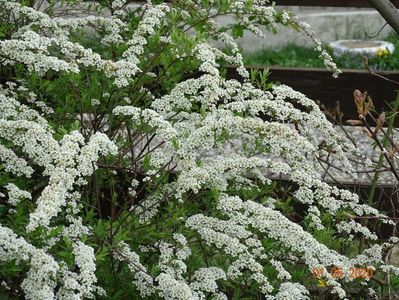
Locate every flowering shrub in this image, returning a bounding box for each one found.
[0,0,398,299]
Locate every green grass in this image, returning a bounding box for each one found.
[244,32,399,70]
[245,44,325,68]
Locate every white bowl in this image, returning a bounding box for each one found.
[329,39,395,57]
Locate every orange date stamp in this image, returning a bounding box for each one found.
[312,267,373,279]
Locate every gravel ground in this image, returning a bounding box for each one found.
[199,125,399,188]
[128,120,399,187]
[321,125,398,187]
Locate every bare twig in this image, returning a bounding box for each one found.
[365,22,389,39]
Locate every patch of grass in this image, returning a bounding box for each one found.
[244,44,325,68]
[244,32,399,70]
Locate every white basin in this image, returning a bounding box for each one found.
[329,39,395,57]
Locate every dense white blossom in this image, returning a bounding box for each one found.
[5,183,32,206]
[0,145,34,177]
[0,224,59,300]
[275,282,309,300]
[0,0,395,299]
[27,131,117,231]
[190,267,226,294]
[114,241,156,297]
[72,242,98,299]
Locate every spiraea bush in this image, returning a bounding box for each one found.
[0,0,398,299]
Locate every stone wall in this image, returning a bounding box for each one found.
[47,2,394,53]
[224,6,393,53]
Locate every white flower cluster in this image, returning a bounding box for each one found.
[155,235,230,300]
[187,193,397,298]
[5,183,32,206]
[186,211,273,294]
[116,236,230,300]
[233,1,276,38]
[0,224,59,300]
[113,106,178,140]
[113,3,169,86]
[0,0,395,299]
[0,83,115,298]
[275,282,309,300]
[0,144,34,177]
[27,130,117,231]
[0,1,166,86]
[282,16,341,78]
[216,32,249,78]
[132,193,162,224]
[114,241,156,297]
[336,220,378,240]
[72,242,98,299]
[190,267,226,297]
[156,273,194,300]
[111,39,387,297]
[111,0,127,16]
[0,30,79,75]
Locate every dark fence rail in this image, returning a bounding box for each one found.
[146,0,399,8]
[274,0,399,8]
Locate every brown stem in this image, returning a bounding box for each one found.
[362,117,399,181]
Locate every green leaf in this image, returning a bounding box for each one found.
[231,25,244,38]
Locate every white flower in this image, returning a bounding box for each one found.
[5,183,31,206]
[113,242,156,297]
[275,282,309,300]
[91,98,100,106]
[0,224,59,300]
[72,241,97,298]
